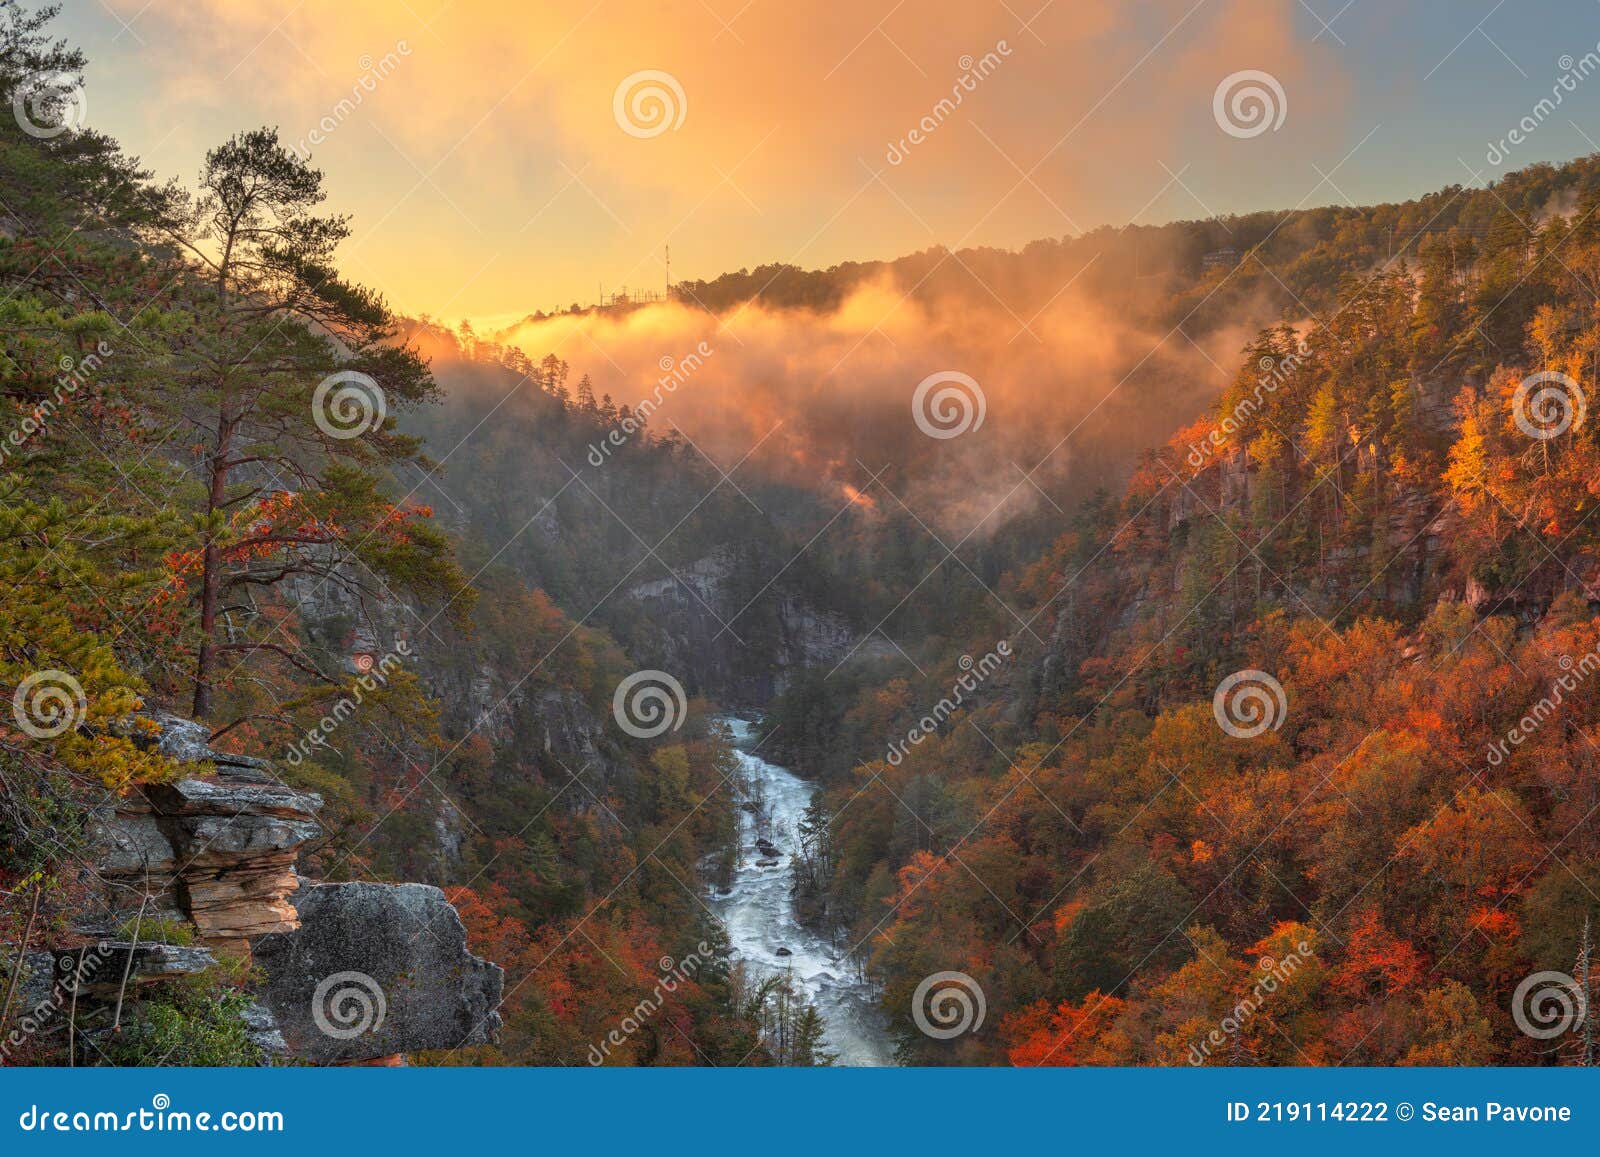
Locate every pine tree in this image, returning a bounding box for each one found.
[165,127,471,718]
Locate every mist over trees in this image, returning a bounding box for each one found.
[8,0,1600,1070]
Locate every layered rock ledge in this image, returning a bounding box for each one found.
[92,716,324,954]
[4,712,506,1064]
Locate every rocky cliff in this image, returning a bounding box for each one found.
[622,548,891,704]
[5,714,502,1065]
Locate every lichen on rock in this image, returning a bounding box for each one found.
[253,882,504,1064]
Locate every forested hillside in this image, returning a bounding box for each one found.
[9,0,1600,1070]
[763,156,1600,1065]
[0,3,824,1066]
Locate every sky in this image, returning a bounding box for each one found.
[52,0,1600,328]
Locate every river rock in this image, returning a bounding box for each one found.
[253,882,503,1064]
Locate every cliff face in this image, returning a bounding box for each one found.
[21,713,503,1065]
[1034,444,1464,712]
[622,549,890,705]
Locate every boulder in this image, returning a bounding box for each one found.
[253,882,503,1064]
[62,942,219,998]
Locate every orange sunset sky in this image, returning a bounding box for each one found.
[57,0,1600,326]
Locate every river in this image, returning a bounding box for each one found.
[710,719,896,1066]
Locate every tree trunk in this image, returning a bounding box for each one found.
[194,234,238,720]
[192,411,233,719]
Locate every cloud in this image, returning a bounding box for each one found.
[483,265,1253,534]
[88,0,1349,318]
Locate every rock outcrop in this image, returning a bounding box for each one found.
[10,943,219,1013]
[92,715,323,956]
[7,712,506,1065]
[253,882,504,1064]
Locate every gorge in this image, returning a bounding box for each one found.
[10,0,1600,1070]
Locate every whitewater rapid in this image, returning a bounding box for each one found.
[710,719,896,1066]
